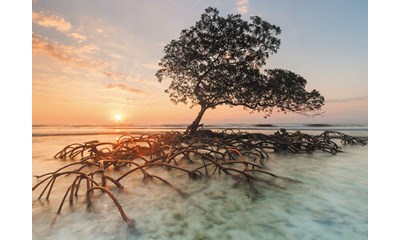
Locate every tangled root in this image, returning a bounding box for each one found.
[33,129,367,225]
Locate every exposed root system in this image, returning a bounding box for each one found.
[32,129,367,226]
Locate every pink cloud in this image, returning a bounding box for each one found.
[33,33,151,85]
[32,33,103,68]
[236,0,249,14]
[68,32,87,42]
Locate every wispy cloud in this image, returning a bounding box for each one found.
[68,32,87,42]
[32,33,104,68]
[106,83,144,94]
[32,11,155,87]
[102,71,134,82]
[32,33,149,84]
[32,11,72,32]
[236,0,249,14]
[109,53,122,59]
[33,11,88,43]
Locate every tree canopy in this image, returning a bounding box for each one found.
[156,7,324,134]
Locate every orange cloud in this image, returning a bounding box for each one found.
[32,33,153,86]
[102,70,156,86]
[106,83,144,94]
[32,33,104,68]
[68,32,87,42]
[32,11,72,32]
[102,71,131,81]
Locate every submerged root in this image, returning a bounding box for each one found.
[33,128,367,224]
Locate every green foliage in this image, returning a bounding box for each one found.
[156,7,324,129]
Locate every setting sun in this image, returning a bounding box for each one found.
[114,114,122,122]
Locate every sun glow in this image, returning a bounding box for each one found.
[114,114,122,122]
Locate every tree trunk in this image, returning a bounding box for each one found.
[186,106,207,135]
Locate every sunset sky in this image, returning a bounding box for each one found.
[32,0,367,125]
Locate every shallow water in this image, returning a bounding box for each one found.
[32,133,367,240]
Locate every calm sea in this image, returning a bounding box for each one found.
[32,123,368,137]
[32,124,368,240]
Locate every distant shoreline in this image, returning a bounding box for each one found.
[32,126,368,138]
[32,123,368,128]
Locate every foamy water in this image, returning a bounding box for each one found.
[32,130,367,240]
